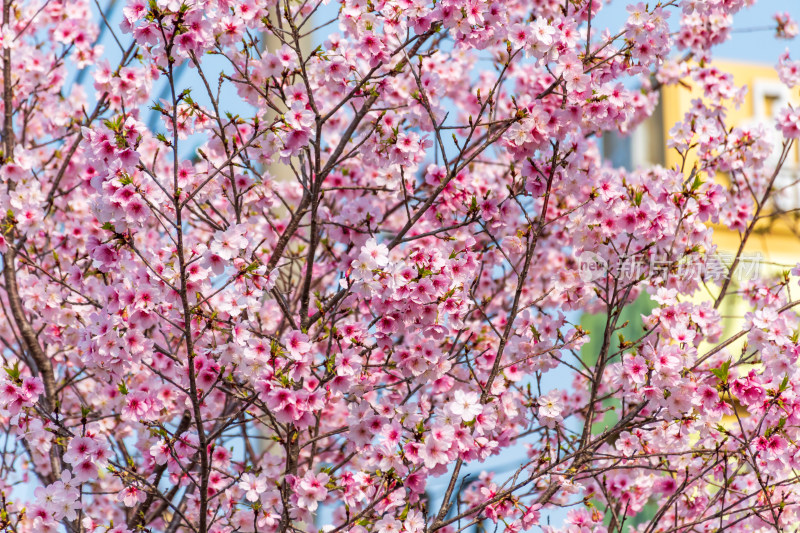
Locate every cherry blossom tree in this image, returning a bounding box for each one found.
[1,0,800,532]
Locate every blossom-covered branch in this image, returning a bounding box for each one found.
[1,0,800,532]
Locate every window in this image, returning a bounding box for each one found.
[750,80,800,211]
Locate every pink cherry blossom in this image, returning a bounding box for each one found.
[1,0,798,532]
[295,471,330,512]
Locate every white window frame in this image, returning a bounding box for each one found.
[751,79,800,211]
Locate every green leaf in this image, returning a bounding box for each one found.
[4,362,20,381]
[711,360,731,384]
[779,373,790,393]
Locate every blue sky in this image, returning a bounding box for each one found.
[81,0,800,158]
[592,0,800,64]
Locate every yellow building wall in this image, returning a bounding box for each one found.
[654,60,800,380]
[661,59,800,269]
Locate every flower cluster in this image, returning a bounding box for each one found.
[0,0,798,532]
